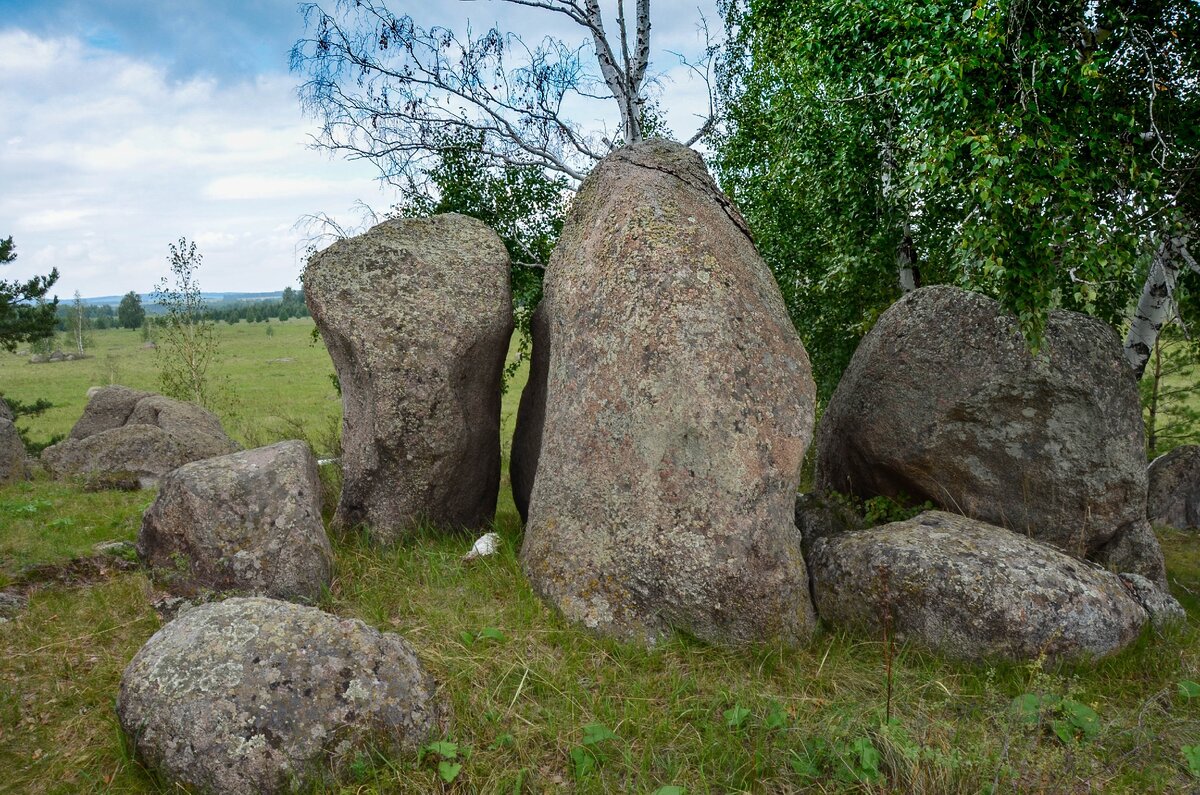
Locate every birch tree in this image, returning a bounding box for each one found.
[290,0,705,191]
[716,0,1198,394]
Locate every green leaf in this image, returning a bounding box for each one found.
[489,732,515,750]
[1052,719,1076,744]
[724,705,751,729]
[458,630,476,647]
[581,723,618,746]
[1061,699,1100,740]
[1179,680,1200,699]
[422,740,458,760]
[852,737,881,777]
[1183,745,1200,778]
[437,761,463,783]
[569,746,596,778]
[1010,693,1042,724]
[478,626,506,642]
[653,787,684,795]
[765,701,788,731]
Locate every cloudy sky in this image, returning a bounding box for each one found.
[0,0,718,299]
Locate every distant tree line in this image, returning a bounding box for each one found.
[49,287,310,330]
[205,287,310,324]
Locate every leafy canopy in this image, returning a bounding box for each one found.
[716,0,1199,396]
[0,236,59,353]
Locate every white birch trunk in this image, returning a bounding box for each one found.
[1124,232,1195,379]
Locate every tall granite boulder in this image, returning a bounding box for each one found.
[117,597,447,795]
[0,397,13,422]
[0,418,26,485]
[41,386,239,487]
[809,511,1159,662]
[510,304,548,523]
[814,286,1164,584]
[520,139,818,647]
[137,441,333,603]
[304,214,513,542]
[1148,445,1200,530]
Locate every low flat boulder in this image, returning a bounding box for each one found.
[137,441,333,603]
[808,511,1155,662]
[42,386,238,487]
[0,418,26,485]
[1148,445,1200,530]
[117,597,447,795]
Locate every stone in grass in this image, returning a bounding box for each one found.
[1147,444,1200,530]
[521,139,818,647]
[117,597,448,795]
[808,511,1152,662]
[304,213,513,541]
[42,386,239,488]
[137,440,333,604]
[0,417,27,485]
[814,285,1162,584]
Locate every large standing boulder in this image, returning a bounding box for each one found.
[41,386,239,487]
[0,397,13,422]
[137,440,333,603]
[0,418,26,485]
[809,511,1158,662]
[1148,445,1200,530]
[117,597,447,795]
[304,214,512,542]
[814,286,1163,583]
[520,139,818,647]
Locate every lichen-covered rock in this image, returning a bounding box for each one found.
[809,511,1149,662]
[1092,519,1168,590]
[1119,572,1186,629]
[521,139,818,647]
[0,418,26,485]
[304,214,512,542]
[0,397,13,422]
[815,286,1160,581]
[137,441,333,603]
[41,386,239,487]
[67,385,152,439]
[117,597,448,795]
[510,304,548,523]
[1148,445,1200,530]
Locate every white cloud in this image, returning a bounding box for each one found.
[0,0,720,299]
[0,29,389,297]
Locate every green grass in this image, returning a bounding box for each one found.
[2,323,1200,793]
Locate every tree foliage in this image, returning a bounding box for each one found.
[118,291,145,330]
[398,131,569,383]
[0,236,59,353]
[716,0,1199,396]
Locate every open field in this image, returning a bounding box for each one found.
[2,323,1200,793]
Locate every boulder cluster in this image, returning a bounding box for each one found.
[13,139,1189,792]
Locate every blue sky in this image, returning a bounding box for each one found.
[0,0,718,298]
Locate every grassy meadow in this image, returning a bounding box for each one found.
[2,321,1200,793]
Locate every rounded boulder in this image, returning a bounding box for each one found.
[117,597,448,795]
[137,440,333,603]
